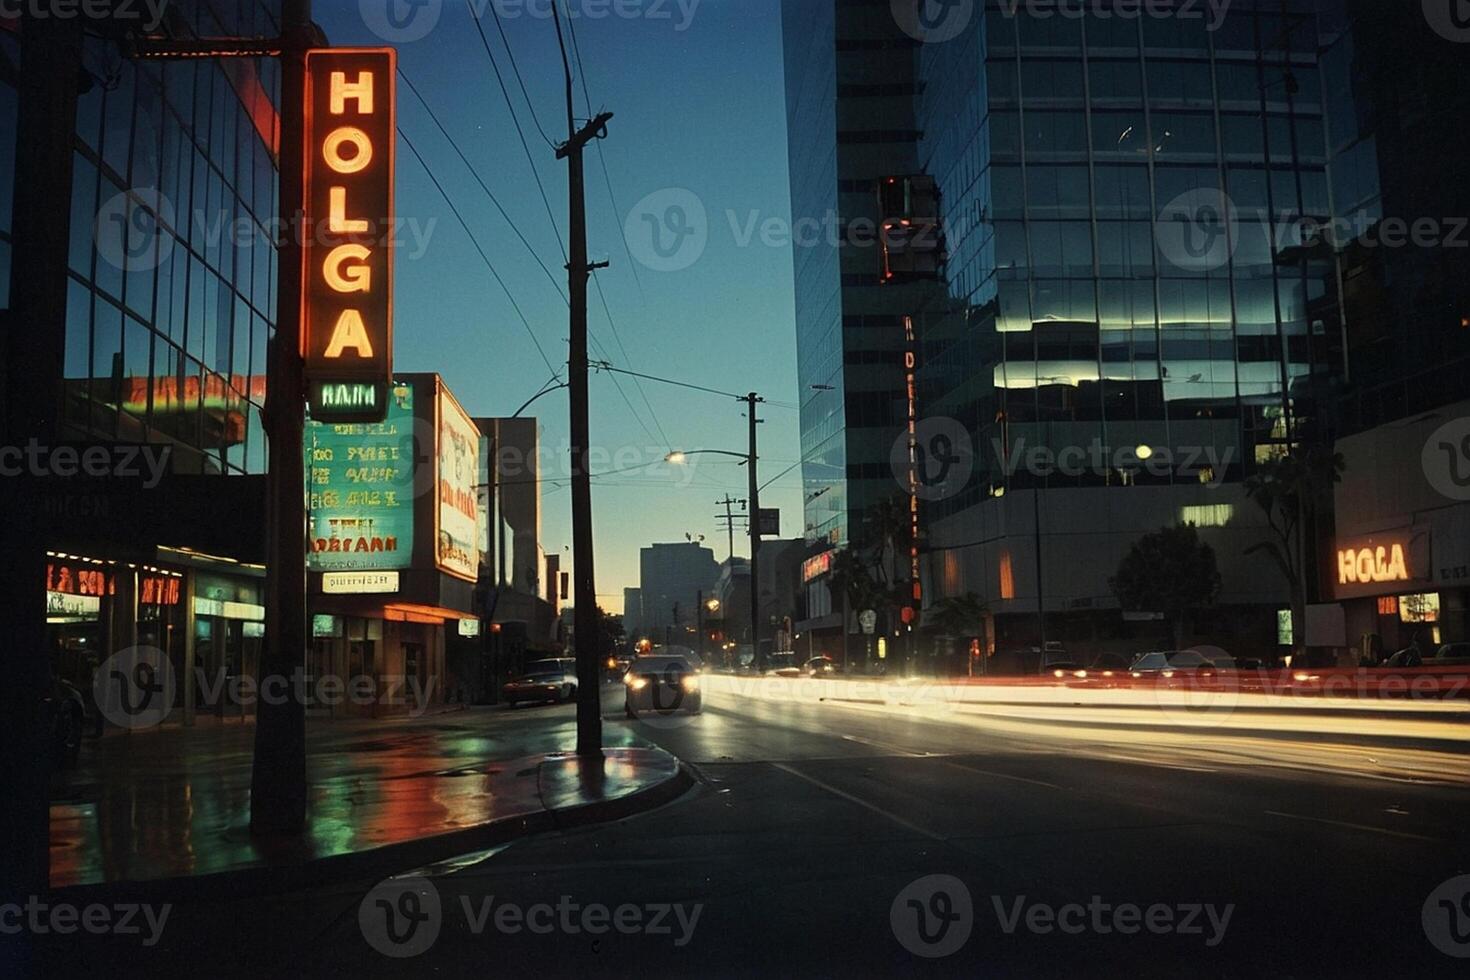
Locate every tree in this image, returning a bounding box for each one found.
[927,592,989,639]
[596,606,626,659]
[1243,447,1344,655]
[926,592,991,676]
[1110,524,1222,649]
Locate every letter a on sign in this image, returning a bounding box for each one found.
[302,48,396,423]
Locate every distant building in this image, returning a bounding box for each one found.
[622,587,643,644]
[638,542,719,644]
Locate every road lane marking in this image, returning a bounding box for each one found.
[933,759,1064,790]
[1263,810,1440,842]
[771,762,946,841]
[839,733,936,757]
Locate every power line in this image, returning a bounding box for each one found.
[399,126,558,378]
[398,68,568,305]
[464,0,567,262]
[484,1,557,148]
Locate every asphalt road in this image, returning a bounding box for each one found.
[33,682,1470,977]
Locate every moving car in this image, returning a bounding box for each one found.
[503,658,578,707]
[1129,649,1236,677]
[624,654,702,717]
[764,652,801,677]
[803,656,841,677]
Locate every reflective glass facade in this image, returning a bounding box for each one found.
[783,0,927,548]
[915,0,1345,523]
[58,0,282,475]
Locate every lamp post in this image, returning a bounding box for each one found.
[667,447,763,667]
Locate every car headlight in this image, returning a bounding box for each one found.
[627,677,648,691]
[681,675,699,692]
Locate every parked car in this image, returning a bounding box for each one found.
[503,659,578,707]
[46,677,87,767]
[624,654,702,718]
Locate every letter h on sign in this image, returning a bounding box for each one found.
[302,48,396,423]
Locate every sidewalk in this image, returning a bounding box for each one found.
[49,705,690,893]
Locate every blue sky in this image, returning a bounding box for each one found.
[317,0,802,611]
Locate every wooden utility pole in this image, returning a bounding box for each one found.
[553,2,612,759]
[746,393,764,670]
[248,0,313,836]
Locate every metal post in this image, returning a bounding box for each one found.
[746,393,763,671]
[249,0,312,836]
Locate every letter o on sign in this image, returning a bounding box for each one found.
[324,127,373,174]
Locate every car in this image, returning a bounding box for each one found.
[764,652,801,677]
[624,654,702,717]
[503,659,578,707]
[803,656,841,677]
[45,677,87,767]
[1434,643,1470,663]
[1128,649,1235,677]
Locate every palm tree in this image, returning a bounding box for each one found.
[861,496,909,587]
[1243,447,1344,657]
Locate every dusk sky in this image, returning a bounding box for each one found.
[317,0,803,612]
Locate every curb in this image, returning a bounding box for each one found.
[50,751,696,904]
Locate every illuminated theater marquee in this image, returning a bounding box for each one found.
[303,48,396,423]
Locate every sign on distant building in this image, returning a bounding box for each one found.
[307,381,415,571]
[436,383,480,582]
[303,48,396,423]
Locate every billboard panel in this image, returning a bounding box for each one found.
[307,381,416,571]
[437,385,480,581]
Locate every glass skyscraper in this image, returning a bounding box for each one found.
[56,0,283,476]
[785,0,1353,654]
